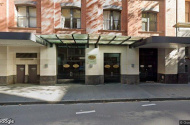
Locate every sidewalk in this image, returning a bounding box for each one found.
[0,83,190,105]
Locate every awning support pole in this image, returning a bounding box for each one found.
[55,35,64,44]
[40,36,53,47]
[119,36,131,45]
[108,36,117,44]
[95,35,101,48]
[87,34,89,48]
[129,38,143,48]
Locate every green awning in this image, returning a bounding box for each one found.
[37,34,143,47]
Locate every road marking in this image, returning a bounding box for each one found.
[76,110,96,115]
[142,104,156,107]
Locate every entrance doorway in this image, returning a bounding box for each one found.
[57,46,85,83]
[139,49,158,82]
[104,53,120,83]
[28,65,38,83]
[17,65,25,83]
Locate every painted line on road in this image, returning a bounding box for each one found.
[76,110,96,115]
[142,104,156,107]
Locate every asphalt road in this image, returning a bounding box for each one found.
[1,101,190,125]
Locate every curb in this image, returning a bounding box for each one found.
[1,97,190,106]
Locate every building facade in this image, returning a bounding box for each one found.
[0,0,189,85]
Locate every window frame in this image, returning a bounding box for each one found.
[61,7,81,29]
[142,11,158,32]
[103,10,121,31]
[185,1,190,22]
[16,6,37,28]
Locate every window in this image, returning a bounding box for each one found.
[16,53,37,58]
[17,6,37,28]
[61,8,81,29]
[142,12,157,32]
[186,2,190,22]
[103,10,121,30]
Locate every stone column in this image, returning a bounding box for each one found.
[121,47,139,84]
[6,47,14,84]
[85,45,103,85]
[158,48,178,83]
[40,44,57,84]
[178,47,188,84]
[0,46,7,85]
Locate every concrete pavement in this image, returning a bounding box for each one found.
[0,83,190,105]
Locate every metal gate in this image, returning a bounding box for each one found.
[104,53,120,83]
[57,46,85,82]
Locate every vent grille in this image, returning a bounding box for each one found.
[16,53,37,58]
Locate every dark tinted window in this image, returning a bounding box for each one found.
[16,53,37,58]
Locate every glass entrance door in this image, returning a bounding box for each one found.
[57,46,85,82]
[104,53,120,83]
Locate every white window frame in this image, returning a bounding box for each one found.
[103,10,121,30]
[142,11,157,32]
[61,8,81,29]
[17,6,37,28]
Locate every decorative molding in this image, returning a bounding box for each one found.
[14,1,37,6]
[103,5,122,10]
[60,2,81,8]
[141,7,159,12]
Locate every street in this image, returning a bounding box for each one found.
[1,101,190,125]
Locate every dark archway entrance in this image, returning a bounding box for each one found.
[139,48,158,82]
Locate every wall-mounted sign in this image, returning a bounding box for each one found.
[87,54,97,64]
[31,68,36,71]
[63,64,70,68]
[20,68,24,71]
[113,64,119,69]
[73,64,79,68]
[105,65,111,69]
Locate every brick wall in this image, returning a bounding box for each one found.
[0,0,186,37]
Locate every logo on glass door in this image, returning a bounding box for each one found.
[63,64,70,68]
[104,65,111,69]
[73,64,79,68]
[113,64,119,69]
